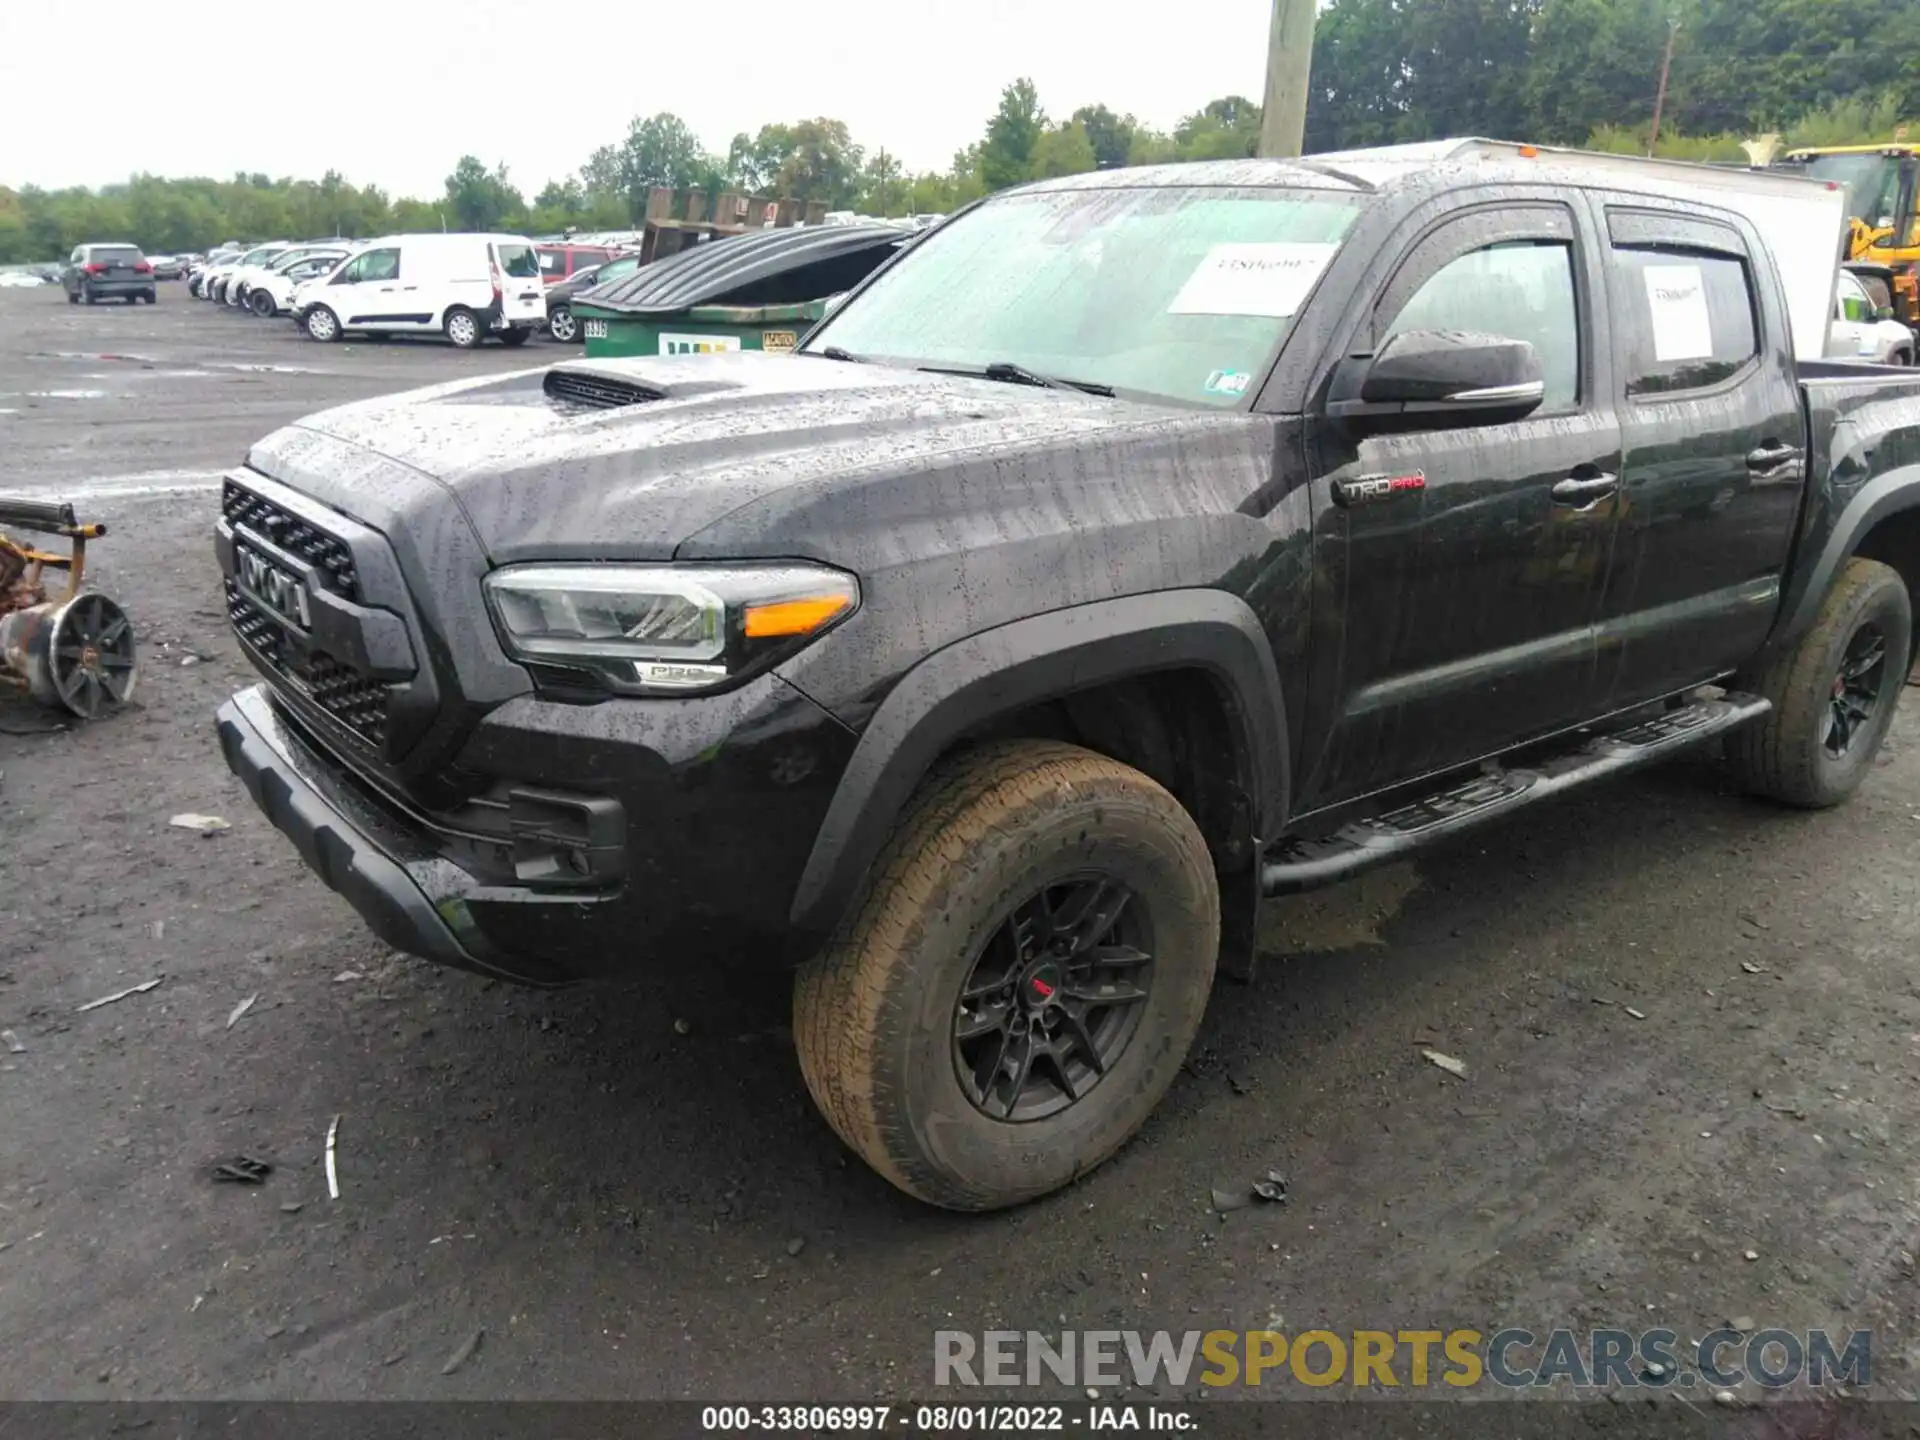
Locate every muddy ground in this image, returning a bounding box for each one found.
[2,283,1919,1413]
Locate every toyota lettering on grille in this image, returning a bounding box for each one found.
[236,546,313,630]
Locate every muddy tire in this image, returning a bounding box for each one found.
[794,739,1219,1211]
[1727,557,1911,808]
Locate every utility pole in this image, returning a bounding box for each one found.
[1256,0,1316,159]
[1647,18,1681,157]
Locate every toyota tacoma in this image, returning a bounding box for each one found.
[216,141,1920,1210]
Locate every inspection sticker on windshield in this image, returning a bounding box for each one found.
[1204,369,1252,396]
[1642,264,1714,362]
[1168,241,1340,318]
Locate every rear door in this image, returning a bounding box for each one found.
[1588,199,1806,706]
[1302,197,1626,806]
[492,241,546,325]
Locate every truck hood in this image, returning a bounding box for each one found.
[245,351,1235,563]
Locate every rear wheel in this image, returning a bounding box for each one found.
[1727,557,1912,808]
[499,327,531,347]
[66,288,78,305]
[548,305,577,343]
[793,739,1219,1211]
[84,288,97,305]
[443,308,482,349]
[303,305,341,343]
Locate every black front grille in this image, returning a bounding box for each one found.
[543,368,663,410]
[222,480,361,601]
[226,582,389,749]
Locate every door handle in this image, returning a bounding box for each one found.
[1747,442,1803,475]
[1552,473,1619,507]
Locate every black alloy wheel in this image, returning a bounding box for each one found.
[952,875,1153,1122]
[1825,624,1888,759]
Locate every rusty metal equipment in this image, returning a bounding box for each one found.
[0,495,139,719]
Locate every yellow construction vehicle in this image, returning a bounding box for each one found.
[1773,143,1920,323]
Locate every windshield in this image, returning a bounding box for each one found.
[496,243,540,279]
[805,185,1362,406]
[1797,154,1905,228]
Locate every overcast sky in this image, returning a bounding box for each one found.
[0,1,1273,197]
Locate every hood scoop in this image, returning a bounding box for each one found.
[543,362,742,412]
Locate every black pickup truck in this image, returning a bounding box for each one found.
[215,147,1920,1211]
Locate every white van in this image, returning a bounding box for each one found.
[290,233,547,348]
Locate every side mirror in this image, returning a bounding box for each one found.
[1327,329,1546,432]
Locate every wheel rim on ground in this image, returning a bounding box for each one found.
[951,874,1153,1123]
[307,309,336,340]
[448,312,477,346]
[1825,623,1887,759]
[551,308,576,342]
[49,593,138,719]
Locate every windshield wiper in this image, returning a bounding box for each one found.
[815,345,867,363]
[920,361,1115,397]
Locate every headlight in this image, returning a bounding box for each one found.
[483,562,858,696]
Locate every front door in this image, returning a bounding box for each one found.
[1589,202,1806,706]
[1300,201,1626,809]
[326,246,416,329]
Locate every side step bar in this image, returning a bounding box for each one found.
[1260,692,1771,897]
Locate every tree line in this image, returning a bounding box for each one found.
[2,0,1913,263]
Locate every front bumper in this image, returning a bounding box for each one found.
[216,670,860,986]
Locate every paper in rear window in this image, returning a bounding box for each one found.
[498,244,540,279]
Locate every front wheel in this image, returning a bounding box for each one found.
[1728,556,1912,808]
[443,307,482,349]
[303,305,341,342]
[794,739,1220,1211]
[548,305,577,343]
[250,289,275,317]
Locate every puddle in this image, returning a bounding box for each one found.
[26,351,158,365]
[151,369,217,378]
[1259,862,1424,955]
[25,389,108,400]
[207,362,332,376]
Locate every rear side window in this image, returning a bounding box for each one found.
[498,244,541,279]
[536,246,565,277]
[1612,246,1758,396]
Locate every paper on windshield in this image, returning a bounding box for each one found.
[1642,264,1715,362]
[1167,242,1340,318]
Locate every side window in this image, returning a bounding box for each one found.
[538,248,565,277]
[359,248,401,283]
[1611,245,1757,396]
[333,252,367,284]
[1381,241,1580,412]
[70,248,84,265]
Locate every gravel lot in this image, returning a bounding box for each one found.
[3,281,1919,1411]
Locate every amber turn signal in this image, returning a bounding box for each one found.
[743,594,854,638]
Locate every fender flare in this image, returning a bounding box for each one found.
[787,589,1289,935]
[1770,462,1920,658]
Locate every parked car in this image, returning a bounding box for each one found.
[225,242,301,307]
[291,233,545,347]
[188,249,241,297]
[214,141,1920,1212]
[62,243,156,304]
[1827,269,1914,364]
[535,242,617,286]
[248,247,353,317]
[542,253,645,341]
[232,243,345,310]
[202,242,285,304]
[147,254,188,280]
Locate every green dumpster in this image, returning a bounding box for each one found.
[573,299,828,359]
